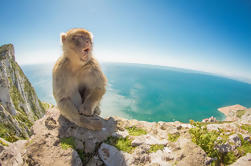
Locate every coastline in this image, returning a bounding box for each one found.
[218,104,247,121]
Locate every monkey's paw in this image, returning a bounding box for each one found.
[79,103,94,116]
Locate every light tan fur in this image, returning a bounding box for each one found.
[53,28,107,130]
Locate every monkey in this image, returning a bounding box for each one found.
[52,28,107,130]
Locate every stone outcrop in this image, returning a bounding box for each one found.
[0,44,45,142]
[1,106,250,166]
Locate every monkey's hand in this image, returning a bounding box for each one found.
[94,106,101,115]
[79,103,94,116]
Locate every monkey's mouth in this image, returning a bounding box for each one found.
[80,48,90,60]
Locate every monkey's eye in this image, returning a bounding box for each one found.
[72,36,78,41]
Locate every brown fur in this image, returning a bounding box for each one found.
[53,28,107,130]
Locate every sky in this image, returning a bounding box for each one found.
[0,0,251,83]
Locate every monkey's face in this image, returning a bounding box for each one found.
[61,29,93,62]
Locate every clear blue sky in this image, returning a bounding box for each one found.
[0,0,250,83]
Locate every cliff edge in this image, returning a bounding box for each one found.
[0,44,45,142]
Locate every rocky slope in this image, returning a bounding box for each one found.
[0,107,250,166]
[0,44,45,142]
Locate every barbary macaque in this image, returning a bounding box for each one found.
[53,28,107,130]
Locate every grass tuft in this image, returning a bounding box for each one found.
[168,133,180,142]
[236,110,246,118]
[148,144,164,153]
[105,136,135,153]
[240,124,251,134]
[126,126,147,136]
[60,137,75,150]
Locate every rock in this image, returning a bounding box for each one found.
[0,140,27,166]
[230,153,251,166]
[229,134,242,148]
[132,134,168,146]
[202,116,217,123]
[0,107,116,166]
[112,130,129,138]
[86,155,103,166]
[176,140,208,166]
[215,143,233,153]
[23,132,83,166]
[149,147,173,166]
[242,134,251,143]
[98,143,127,166]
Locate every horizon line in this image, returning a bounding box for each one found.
[19,60,251,85]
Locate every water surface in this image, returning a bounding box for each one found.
[21,63,251,122]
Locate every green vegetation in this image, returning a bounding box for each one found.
[189,120,236,165]
[0,122,20,142]
[59,137,92,164]
[148,144,164,153]
[168,133,180,142]
[237,134,251,156]
[41,102,52,111]
[15,112,33,128]
[236,110,246,118]
[60,137,75,150]
[240,124,251,134]
[105,136,135,153]
[126,126,147,136]
[0,139,9,146]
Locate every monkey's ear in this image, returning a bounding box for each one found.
[89,32,94,39]
[60,33,67,43]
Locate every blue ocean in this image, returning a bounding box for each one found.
[21,63,251,123]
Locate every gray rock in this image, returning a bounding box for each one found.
[86,155,103,166]
[229,134,242,148]
[0,140,27,166]
[132,134,168,146]
[98,143,127,166]
[215,143,233,153]
[231,153,251,166]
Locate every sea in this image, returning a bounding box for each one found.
[21,62,251,123]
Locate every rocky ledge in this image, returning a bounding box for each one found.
[0,106,250,166]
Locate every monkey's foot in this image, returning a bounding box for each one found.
[79,115,102,131]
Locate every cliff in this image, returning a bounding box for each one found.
[0,44,250,166]
[0,44,45,142]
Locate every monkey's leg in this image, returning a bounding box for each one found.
[94,105,101,115]
[58,97,102,130]
[79,88,105,116]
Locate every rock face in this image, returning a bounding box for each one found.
[0,107,250,166]
[0,44,45,142]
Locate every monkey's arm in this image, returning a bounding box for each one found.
[79,67,106,116]
[58,97,102,130]
[53,67,102,130]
